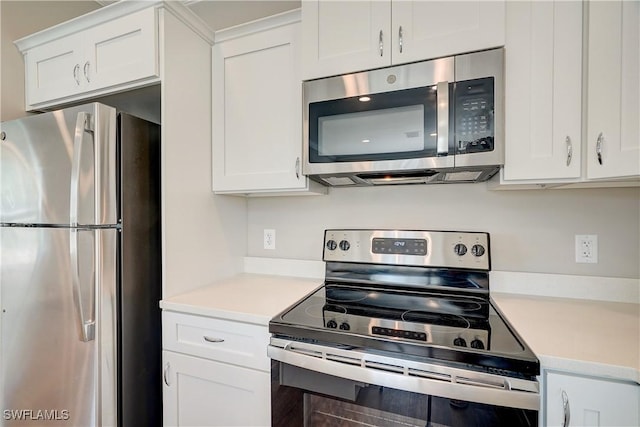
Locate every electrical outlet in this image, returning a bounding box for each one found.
[264,229,276,250]
[575,235,598,263]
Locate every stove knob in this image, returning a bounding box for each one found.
[453,337,467,347]
[339,240,351,251]
[339,322,350,331]
[326,320,338,329]
[326,240,337,251]
[454,243,467,256]
[471,244,485,257]
[471,339,485,350]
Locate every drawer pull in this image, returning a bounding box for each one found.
[203,336,225,343]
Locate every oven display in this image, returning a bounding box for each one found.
[372,238,427,255]
[372,326,427,341]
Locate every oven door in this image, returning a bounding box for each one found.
[303,57,455,178]
[269,338,538,427]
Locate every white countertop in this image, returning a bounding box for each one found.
[160,273,321,325]
[161,268,640,384]
[492,293,640,384]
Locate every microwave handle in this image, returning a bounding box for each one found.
[436,81,449,155]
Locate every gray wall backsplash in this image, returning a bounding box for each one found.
[247,184,640,279]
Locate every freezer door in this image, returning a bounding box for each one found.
[0,103,117,226]
[0,226,117,426]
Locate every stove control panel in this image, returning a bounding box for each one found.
[323,229,490,270]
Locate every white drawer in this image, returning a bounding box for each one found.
[162,311,270,372]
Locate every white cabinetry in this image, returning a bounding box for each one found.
[500,0,639,187]
[503,1,582,181]
[545,371,640,427]
[586,0,640,180]
[212,10,326,195]
[17,6,159,110]
[162,311,270,427]
[301,0,505,80]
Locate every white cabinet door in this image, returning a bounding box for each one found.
[84,7,159,93]
[163,351,270,427]
[503,1,582,181]
[545,371,640,427]
[24,32,85,106]
[586,0,640,180]
[20,5,159,110]
[302,1,505,80]
[391,1,505,66]
[213,21,322,194]
[301,0,391,80]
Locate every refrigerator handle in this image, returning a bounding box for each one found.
[70,112,96,342]
[70,112,94,227]
[70,229,96,342]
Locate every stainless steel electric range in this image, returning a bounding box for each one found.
[269,229,540,427]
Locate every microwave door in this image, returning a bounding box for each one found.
[303,57,455,177]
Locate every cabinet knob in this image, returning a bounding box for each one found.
[398,26,404,53]
[379,30,384,57]
[565,136,573,166]
[83,61,91,83]
[73,64,81,85]
[295,157,300,180]
[596,132,604,165]
[163,362,171,386]
[561,390,571,427]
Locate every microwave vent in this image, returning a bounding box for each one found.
[443,171,485,182]
[322,176,357,186]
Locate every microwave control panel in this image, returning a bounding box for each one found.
[455,77,494,154]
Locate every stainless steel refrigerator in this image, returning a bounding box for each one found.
[0,103,162,426]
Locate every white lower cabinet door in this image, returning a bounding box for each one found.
[163,351,270,427]
[545,371,640,427]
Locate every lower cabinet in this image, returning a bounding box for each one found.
[162,311,271,427]
[545,370,640,426]
[162,351,270,427]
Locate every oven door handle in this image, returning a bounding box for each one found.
[268,343,539,411]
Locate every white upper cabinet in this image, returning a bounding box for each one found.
[391,1,505,66]
[586,0,640,180]
[301,1,391,79]
[212,11,326,195]
[500,0,639,187]
[503,1,583,181]
[302,0,505,80]
[17,6,159,110]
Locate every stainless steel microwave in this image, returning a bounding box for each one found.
[303,48,504,186]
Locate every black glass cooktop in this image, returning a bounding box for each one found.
[270,284,539,378]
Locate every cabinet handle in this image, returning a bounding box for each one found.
[561,390,571,427]
[73,64,81,85]
[203,336,225,343]
[398,26,403,53]
[379,30,384,57]
[163,363,170,386]
[596,132,603,165]
[295,157,301,180]
[565,136,573,166]
[83,61,91,83]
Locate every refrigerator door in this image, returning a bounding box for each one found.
[0,226,117,426]
[0,103,117,226]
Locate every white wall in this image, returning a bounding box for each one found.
[247,184,640,279]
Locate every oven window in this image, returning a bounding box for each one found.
[308,86,442,163]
